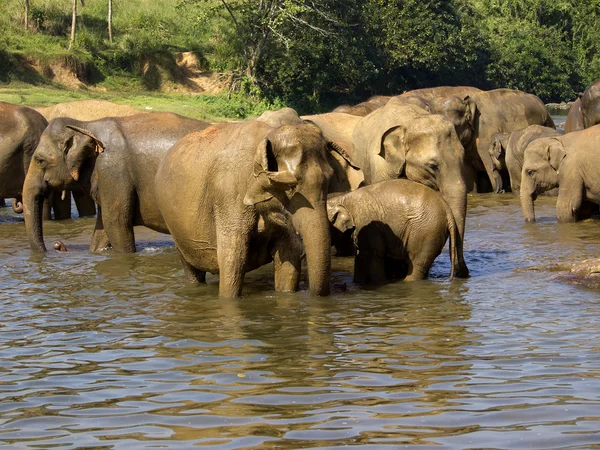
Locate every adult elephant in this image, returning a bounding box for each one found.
[35,100,145,122]
[520,125,600,223]
[490,125,562,193]
[155,122,335,297]
[430,89,555,193]
[346,100,470,277]
[0,102,94,219]
[333,95,392,117]
[580,79,600,129]
[23,113,210,253]
[564,98,584,133]
[397,86,482,103]
[255,107,303,127]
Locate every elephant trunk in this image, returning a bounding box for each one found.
[492,169,504,193]
[481,149,499,193]
[12,197,23,214]
[440,181,469,278]
[23,167,47,252]
[520,175,537,223]
[293,200,331,296]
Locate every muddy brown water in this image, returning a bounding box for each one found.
[1,115,600,449]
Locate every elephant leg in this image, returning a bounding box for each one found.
[0,198,5,207]
[272,231,302,292]
[216,220,249,297]
[100,190,137,253]
[42,198,52,221]
[89,205,112,252]
[73,190,96,217]
[51,190,72,220]
[405,261,429,281]
[556,178,584,223]
[178,248,206,284]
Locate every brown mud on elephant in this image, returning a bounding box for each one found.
[520,124,600,223]
[155,122,343,297]
[429,88,555,193]
[327,179,468,282]
[0,102,94,220]
[23,113,210,253]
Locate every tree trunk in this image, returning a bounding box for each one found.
[69,0,77,49]
[108,0,113,43]
[24,0,29,28]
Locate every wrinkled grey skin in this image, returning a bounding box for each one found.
[580,79,600,129]
[346,100,469,277]
[332,96,392,117]
[156,122,335,297]
[0,102,93,219]
[24,113,210,253]
[491,125,562,193]
[520,125,600,223]
[256,107,303,127]
[429,89,555,193]
[564,98,584,133]
[327,179,466,282]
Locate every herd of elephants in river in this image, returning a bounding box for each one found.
[1,79,599,297]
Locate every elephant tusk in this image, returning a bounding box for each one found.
[61,190,67,201]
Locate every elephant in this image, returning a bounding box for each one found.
[346,100,469,277]
[397,86,482,102]
[564,98,584,133]
[580,79,600,129]
[0,102,95,220]
[520,125,600,223]
[429,88,555,193]
[255,107,303,127]
[155,121,336,297]
[35,100,145,122]
[327,179,467,282]
[332,96,392,117]
[490,125,562,193]
[23,112,210,253]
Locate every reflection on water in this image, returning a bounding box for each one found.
[2,178,600,447]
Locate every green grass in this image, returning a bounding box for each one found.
[0,82,286,122]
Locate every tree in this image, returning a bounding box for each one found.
[108,0,113,43]
[24,0,29,28]
[69,0,85,50]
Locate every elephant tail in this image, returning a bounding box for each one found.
[444,200,459,280]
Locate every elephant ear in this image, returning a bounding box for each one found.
[463,95,477,125]
[328,204,355,233]
[244,137,298,206]
[547,140,566,172]
[327,141,365,191]
[378,125,408,178]
[64,125,105,181]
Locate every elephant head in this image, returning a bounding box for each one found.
[244,123,334,296]
[327,203,355,233]
[519,137,565,223]
[488,132,510,193]
[429,95,476,148]
[23,119,104,252]
[581,80,600,129]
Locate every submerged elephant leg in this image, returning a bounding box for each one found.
[51,190,72,220]
[272,231,302,292]
[89,205,112,252]
[405,261,429,281]
[73,190,96,217]
[100,190,137,253]
[178,249,206,284]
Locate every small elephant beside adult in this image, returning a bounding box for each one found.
[24,112,210,253]
[328,179,468,283]
[520,124,600,223]
[0,102,94,220]
[489,125,562,193]
[580,79,600,129]
[429,88,555,193]
[156,121,338,297]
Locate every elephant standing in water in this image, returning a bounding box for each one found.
[429,88,555,193]
[520,125,600,223]
[580,79,600,129]
[0,102,94,219]
[24,113,210,253]
[328,179,467,283]
[564,98,584,133]
[489,125,562,193]
[156,122,337,297]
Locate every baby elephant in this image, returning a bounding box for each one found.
[327,179,468,283]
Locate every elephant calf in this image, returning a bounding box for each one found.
[327,179,469,283]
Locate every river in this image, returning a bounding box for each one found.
[1,114,599,449]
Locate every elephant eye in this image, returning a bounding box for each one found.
[526,169,536,178]
[426,161,439,171]
[35,156,46,167]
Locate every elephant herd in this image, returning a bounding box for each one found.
[1,79,599,297]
